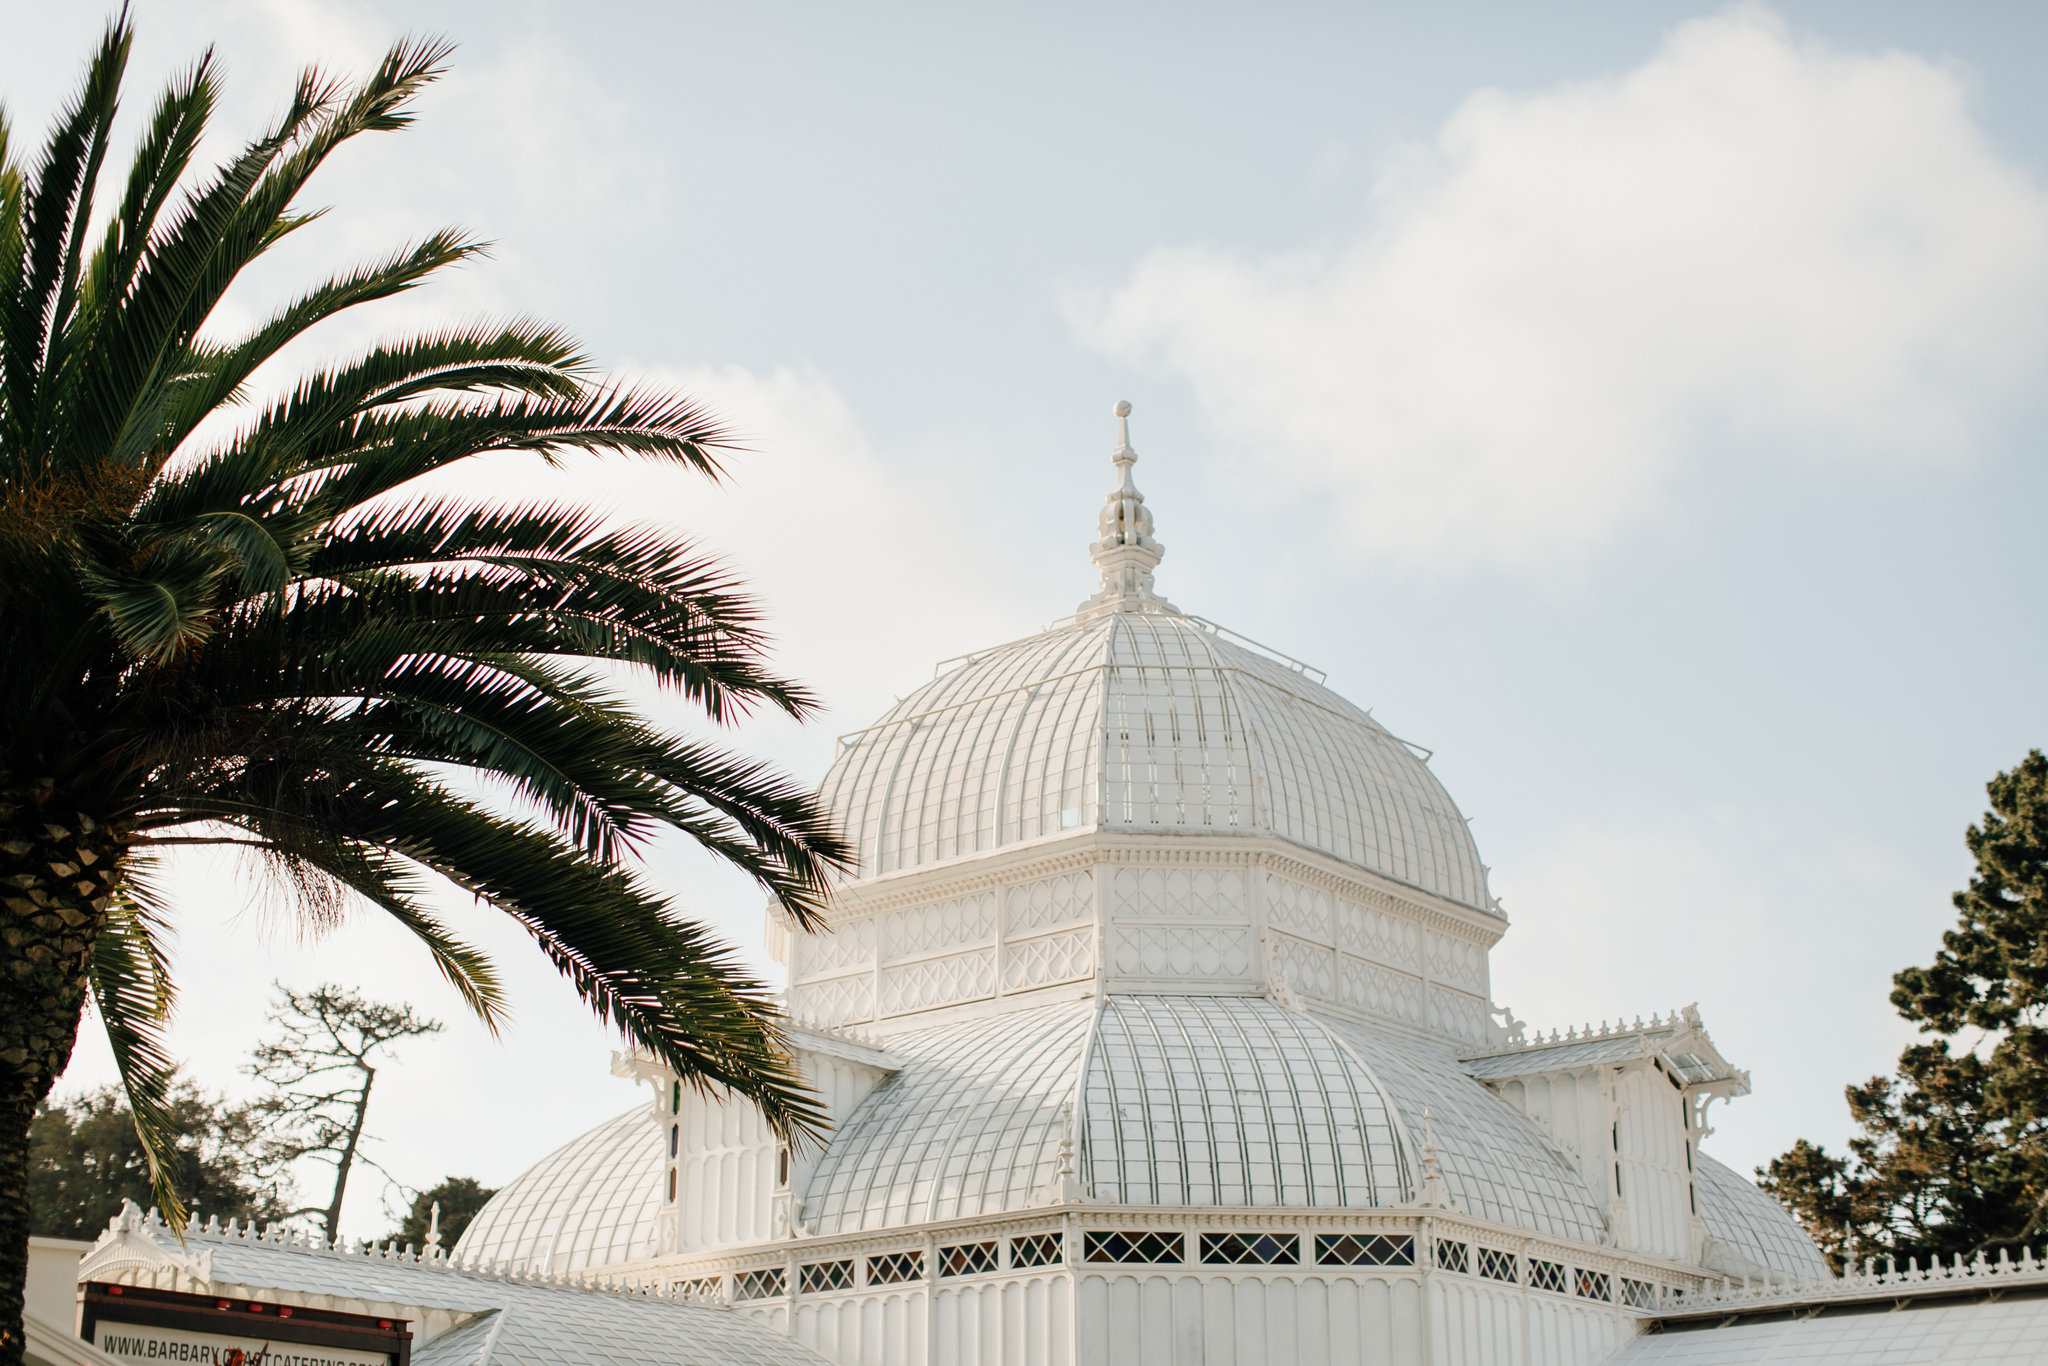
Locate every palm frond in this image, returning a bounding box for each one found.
[89,857,187,1232]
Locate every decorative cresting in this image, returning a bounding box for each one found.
[1077,400,1176,619]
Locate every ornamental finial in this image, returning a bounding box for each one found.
[1077,400,1176,619]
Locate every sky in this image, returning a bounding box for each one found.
[6,0,2048,1237]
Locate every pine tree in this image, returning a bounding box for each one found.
[1763,751,2048,1264]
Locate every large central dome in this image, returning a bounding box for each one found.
[820,609,1490,912]
[819,405,1492,914]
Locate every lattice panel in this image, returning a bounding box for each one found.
[1313,1234,1414,1267]
[1478,1247,1518,1282]
[1083,1230,1183,1264]
[793,918,872,980]
[878,949,996,1015]
[1005,871,1092,935]
[880,891,996,961]
[792,973,873,1026]
[1621,1277,1656,1308]
[867,1251,922,1284]
[1002,927,1094,991]
[1337,899,1422,971]
[1426,930,1487,992]
[1265,876,1331,939]
[1576,1269,1612,1302]
[1338,957,1424,1024]
[1011,1233,1063,1268]
[734,1267,785,1300]
[799,1259,854,1293]
[1111,924,1254,978]
[1271,933,1336,1000]
[1427,985,1491,1044]
[1529,1259,1567,1293]
[671,1277,722,1303]
[1109,866,1247,921]
[937,1241,998,1276]
[1435,1240,1470,1274]
[1200,1232,1300,1265]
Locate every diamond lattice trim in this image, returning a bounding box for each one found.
[878,949,995,1015]
[794,920,873,979]
[866,1251,922,1285]
[1272,934,1336,999]
[1338,900,1422,971]
[1339,958,1424,1024]
[798,1260,854,1293]
[1314,1234,1414,1267]
[1111,925,1254,978]
[791,972,872,1026]
[670,1277,721,1303]
[1083,1230,1183,1264]
[1003,928,1093,991]
[937,1241,998,1277]
[1427,985,1490,1044]
[1434,1240,1470,1274]
[1576,1269,1612,1301]
[1529,1260,1567,1294]
[1427,930,1486,992]
[1478,1247,1517,1282]
[1011,1233,1063,1268]
[1200,1233,1300,1266]
[1110,867,1249,921]
[734,1268,785,1300]
[881,892,996,961]
[1006,872,1091,935]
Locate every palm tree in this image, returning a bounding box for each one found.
[0,18,849,1357]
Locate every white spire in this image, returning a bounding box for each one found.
[1077,400,1177,619]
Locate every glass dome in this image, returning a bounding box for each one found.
[821,610,1492,913]
[455,1106,661,1274]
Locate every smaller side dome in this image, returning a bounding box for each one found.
[798,995,1422,1237]
[1694,1150,1831,1280]
[455,1107,660,1274]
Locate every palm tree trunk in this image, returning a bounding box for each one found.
[0,786,120,1366]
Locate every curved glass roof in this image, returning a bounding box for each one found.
[1084,995,1411,1208]
[820,611,1491,911]
[1311,1011,1607,1244]
[800,994,1604,1238]
[1694,1149,1831,1279]
[455,1106,660,1274]
[802,1000,1093,1233]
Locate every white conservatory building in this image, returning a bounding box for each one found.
[68,407,2048,1366]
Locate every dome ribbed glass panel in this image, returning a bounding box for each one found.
[1694,1150,1831,1278]
[820,613,1490,911]
[454,1107,660,1273]
[1082,996,1411,1208]
[1310,1011,1607,1244]
[802,1001,1095,1234]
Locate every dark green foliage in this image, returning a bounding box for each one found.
[0,16,849,1359]
[30,1080,286,1240]
[392,1177,495,1251]
[1762,751,2048,1266]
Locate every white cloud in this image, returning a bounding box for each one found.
[1080,8,2048,568]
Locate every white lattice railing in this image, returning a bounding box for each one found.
[1661,1245,2048,1314]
